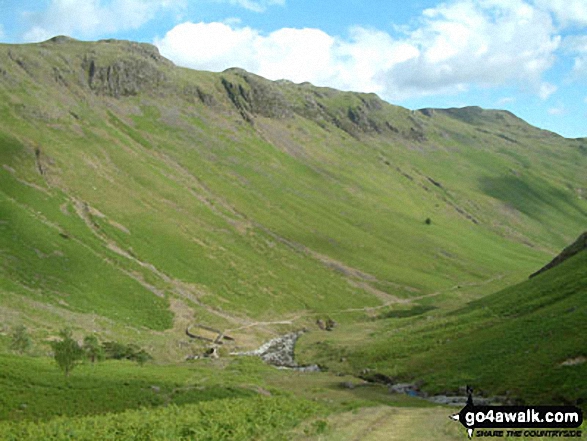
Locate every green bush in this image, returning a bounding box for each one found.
[51,328,83,377]
[9,325,31,355]
[82,335,104,364]
[102,341,153,365]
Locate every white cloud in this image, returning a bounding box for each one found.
[563,36,587,80]
[155,22,262,73]
[155,22,414,94]
[535,0,587,27]
[22,0,186,42]
[548,106,565,115]
[156,0,561,101]
[538,82,557,99]
[497,97,515,105]
[225,0,285,13]
[379,0,560,99]
[0,24,4,40]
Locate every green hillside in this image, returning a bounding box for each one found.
[298,239,587,407]
[1,38,584,338]
[0,36,586,438]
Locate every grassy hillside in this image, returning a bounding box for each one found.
[0,350,440,440]
[0,36,586,440]
[298,242,587,407]
[1,38,585,349]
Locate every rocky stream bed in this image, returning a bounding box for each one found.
[234,331,505,406]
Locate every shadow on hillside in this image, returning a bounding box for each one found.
[479,175,587,223]
[377,305,437,320]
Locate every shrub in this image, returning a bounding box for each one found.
[51,328,84,377]
[82,335,104,364]
[10,325,32,354]
[102,341,152,365]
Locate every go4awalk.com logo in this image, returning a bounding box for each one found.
[450,388,584,438]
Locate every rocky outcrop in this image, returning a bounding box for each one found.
[291,89,400,138]
[85,56,167,97]
[219,68,420,139]
[221,69,293,122]
[530,232,587,278]
[7,37,426,141]
[80,40,172,98]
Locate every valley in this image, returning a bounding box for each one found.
[0,37,586,440]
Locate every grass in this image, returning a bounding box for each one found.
[0,38,586,439]
[0,396,326,441]
[0,349,430,423]
[0,351,440,440]
[297,250,587,408]
[0,355,256,422]
[3,41,583,328]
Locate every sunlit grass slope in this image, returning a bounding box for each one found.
[298,246,587,407]
[0,351,437,440]
[0,37,585,346]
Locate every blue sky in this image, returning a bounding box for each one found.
[1,0,586,138]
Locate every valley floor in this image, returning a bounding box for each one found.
[0,351,583,440]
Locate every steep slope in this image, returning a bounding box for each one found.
[298,237,587,406]
[530,231,587,278]
[0,37,585,355]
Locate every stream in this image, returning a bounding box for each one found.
[234,331,505,406]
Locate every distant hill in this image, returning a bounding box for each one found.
[0,37,585,358]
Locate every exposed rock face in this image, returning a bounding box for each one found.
[7,37,426,142]
[530,232,587,278]
[78,40,172,98]
[344,96,386,134]
[219,68,412,138]
[85,56,167,97]
[291,90,398,138]
[419,108,435,117]
[221,69,293,121]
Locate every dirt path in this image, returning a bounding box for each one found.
[296,405,558,441]
[224,273,506,335]
[295,406,465,441]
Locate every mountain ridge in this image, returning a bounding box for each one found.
[4,36,570,140]
[0,36,585,360]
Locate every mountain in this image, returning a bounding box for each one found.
[1,37,587,439]
[0,37,585,360]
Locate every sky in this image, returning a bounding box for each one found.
[0,0,586,138]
